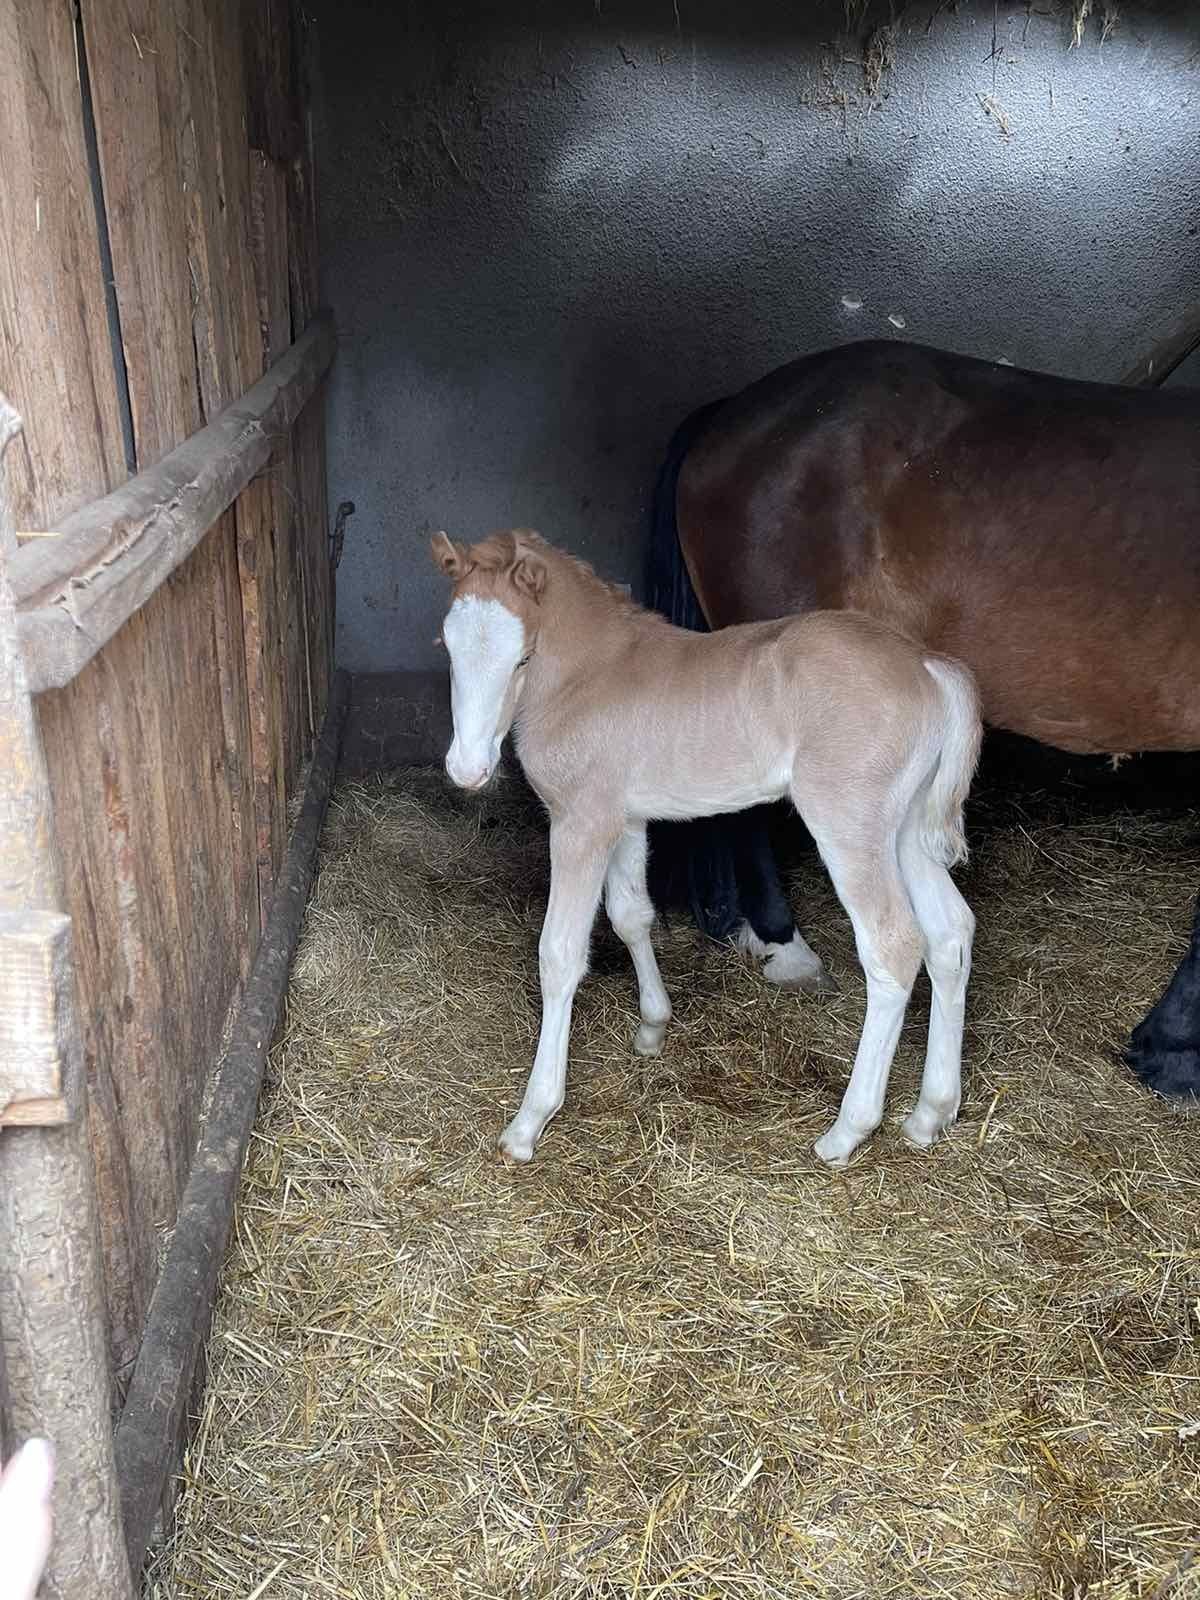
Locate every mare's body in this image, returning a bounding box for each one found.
[645,338,1200,1098]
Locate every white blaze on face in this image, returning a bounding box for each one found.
[442,594,526,789]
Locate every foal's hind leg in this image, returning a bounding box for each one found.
[606,826,672,1056]
[800,822,924,1168]
[897,814,975,1149]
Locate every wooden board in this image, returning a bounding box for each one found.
[243,0,301,163]
[0,0,127,529]
[236,477,289,917]
[282,2,330,705]
[0,910,74,1126]
[5,0,333,1412]
[250,151,292,368]
[242,123,303,889]
[35,0,279,1386]
[37,521,258,1385]
[14,314,336,691]
[272,430,310,799]
[286,4,321,341]
[80,1,201,468]
[174,4,252,418]
[207,0,271,386]
[293,394,333,738]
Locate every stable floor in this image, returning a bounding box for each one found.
[148,756,1200,1600]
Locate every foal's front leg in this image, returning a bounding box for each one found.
[498,821,614,1164]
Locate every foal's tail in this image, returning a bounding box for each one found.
[920,657,983,868]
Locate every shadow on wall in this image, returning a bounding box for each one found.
[313,0,1200,673]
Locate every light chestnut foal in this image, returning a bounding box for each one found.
[432,529,982,1168]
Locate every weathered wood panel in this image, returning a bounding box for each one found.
[209,509,259,990]
[0,910,74,1126]
[80,1,200,468]
[15,314,337,691]
[181,0,269,401]
[0,397,135,1598]
[251,151,292,368]
[243,137,302,896]
[286,8,321,341]
[243,0,301,164]
[38,646,179,1380]
[294,395,333,739]
[0,0,126,530]
[281,3,331,739]
[175,5,253,418]
[237,479,289,915]
[37,520,257,1383]
[272,432,311,797]
[4,0,333,1413]
[34,0,278,1380]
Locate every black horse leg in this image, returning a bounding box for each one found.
[727,805,836,992]
[646,816,744,940]
[1124,891,1200,1100]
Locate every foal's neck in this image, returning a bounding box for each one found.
[532,551,639,677]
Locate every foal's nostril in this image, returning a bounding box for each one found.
[446,753,489,791]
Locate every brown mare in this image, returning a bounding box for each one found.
[432,530,981,1168]
[645,338,1200,1101]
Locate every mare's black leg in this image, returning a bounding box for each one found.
[728,805,795,944]
[727,806,836,992]
[646,816,744,941]
[1124,891,1200,1101]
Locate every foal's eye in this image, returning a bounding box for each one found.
[516,652,532,670]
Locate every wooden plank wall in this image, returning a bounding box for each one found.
[0,0,331,1394]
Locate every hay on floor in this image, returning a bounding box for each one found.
[147,757,1200,1600]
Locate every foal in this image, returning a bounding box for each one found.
[432,529,981,1168]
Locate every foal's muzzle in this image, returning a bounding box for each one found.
[445,740,497,791]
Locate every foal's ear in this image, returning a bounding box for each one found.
[511,550,547,603]
[430,530,471,580]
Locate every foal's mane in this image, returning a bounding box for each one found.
[472,529,644,617]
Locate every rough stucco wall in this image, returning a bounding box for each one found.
[313,0,1200,674]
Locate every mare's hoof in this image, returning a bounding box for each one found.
[770,965,839,997]
[1123,1039,1200,1104]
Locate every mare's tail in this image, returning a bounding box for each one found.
[644,397,727,627]
[643,398,744,939]
[920,657,983,867]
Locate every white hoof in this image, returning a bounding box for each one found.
[497,1124,537,1164]
[814,1123,864,1168]
[900,1102,958,1151]
[764,948,838,994]
[634,1021,667,1056]
[739,925,835,993]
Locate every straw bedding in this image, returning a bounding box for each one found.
[147,748,1200,1600]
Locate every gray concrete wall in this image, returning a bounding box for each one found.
[312,0,1200,674]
